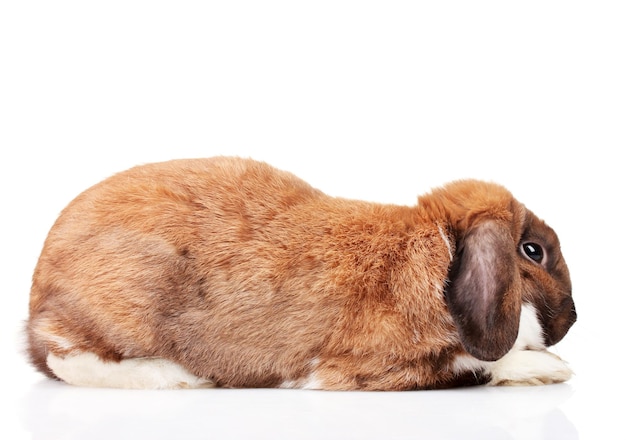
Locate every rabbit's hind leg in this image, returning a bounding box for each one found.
[47,352,214,389]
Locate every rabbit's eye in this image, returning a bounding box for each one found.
[521,242,545,264]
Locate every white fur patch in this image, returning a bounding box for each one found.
[278,379,297,389]
[279,373,323,389]
[514,303,545,351]
[438,225,453,261]
[47,352,213,389]
[300,371,323,390]
[279,358,323,389]
[451,353,488,375]
[488,349,573,386]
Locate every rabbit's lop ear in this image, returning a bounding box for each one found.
[446,219,522,361]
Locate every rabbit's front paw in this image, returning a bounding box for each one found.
[488,349,573,386]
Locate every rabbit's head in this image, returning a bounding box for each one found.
[431,181,576,361]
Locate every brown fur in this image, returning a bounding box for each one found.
[26,157,576,390]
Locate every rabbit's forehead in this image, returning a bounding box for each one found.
[520,210,560,246]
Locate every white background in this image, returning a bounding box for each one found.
[1,1,624,439]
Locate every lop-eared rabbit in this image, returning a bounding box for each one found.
[27,157,576,390]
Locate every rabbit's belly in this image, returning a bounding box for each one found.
[46,352,213,389]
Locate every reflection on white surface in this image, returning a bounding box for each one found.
[21,379,577,440]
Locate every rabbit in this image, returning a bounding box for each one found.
[26,156,576,390]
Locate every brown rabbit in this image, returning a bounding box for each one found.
[26,157,576,389]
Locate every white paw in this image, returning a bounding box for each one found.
[488,349,573,386]
[48,352,214,389]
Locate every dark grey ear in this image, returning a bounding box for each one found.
[446,220,522,361]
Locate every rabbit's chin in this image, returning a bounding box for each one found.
[452,303,572,386]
